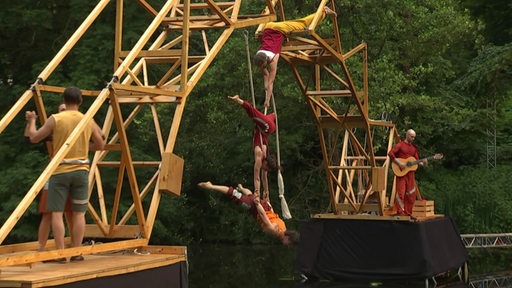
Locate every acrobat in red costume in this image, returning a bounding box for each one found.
[240,100,276,149]
[229,95,276,198]
[253,7,335,108]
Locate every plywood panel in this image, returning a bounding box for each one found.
[0,247,186,288]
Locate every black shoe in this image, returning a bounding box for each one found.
[43,257,67,264]
[70,255,84,262]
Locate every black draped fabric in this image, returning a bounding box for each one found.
[295,217,467,281]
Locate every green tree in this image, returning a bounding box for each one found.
[462,0,512,45]
[2,0,512,245]
[452,43,512,165]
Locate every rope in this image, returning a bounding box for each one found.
[271,93,292,219]
[244,30,265,169]
[244,29,265,198]
[243,30,256,107]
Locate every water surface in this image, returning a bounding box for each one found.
[187,244,481,288]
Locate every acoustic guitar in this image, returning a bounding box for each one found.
[391,153,444,177]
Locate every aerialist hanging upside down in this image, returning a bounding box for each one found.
[253,6,337,108]
[197,181,299,245]
[228,95,278,202]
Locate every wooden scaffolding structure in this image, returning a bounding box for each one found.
[274,1,401,217]
[0,0,281,268]
[0,0,403,272]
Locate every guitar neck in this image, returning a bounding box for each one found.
[409,156,435,166]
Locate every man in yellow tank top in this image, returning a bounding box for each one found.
[25,86,105,262]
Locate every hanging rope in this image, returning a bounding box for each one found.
[243,30,256,107]
[244,30,267,200]
[271,93,292,219]
[244,30,265,192]
[244,29,266,201]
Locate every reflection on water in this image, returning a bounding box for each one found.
[188,244,297,288]
[187,244,508,288]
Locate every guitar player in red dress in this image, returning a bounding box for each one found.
[388,129,426,216]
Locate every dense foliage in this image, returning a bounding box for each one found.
[0,0,511,245]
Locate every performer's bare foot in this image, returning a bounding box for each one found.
[197,181,213,190]
[237,184,252,195]
[324,6,337,16]
[228,95,243,105]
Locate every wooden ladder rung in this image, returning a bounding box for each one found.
[317,115,367,128]
[328,165,373,169]
[306,90,353,97]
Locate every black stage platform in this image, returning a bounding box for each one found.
[295,216,468,281]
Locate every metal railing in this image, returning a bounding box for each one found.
[469,273,512,288]
[461,233,512,248]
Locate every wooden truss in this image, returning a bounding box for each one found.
[0,0,401,267]
[279,1,400,217]
[0,0,279,266]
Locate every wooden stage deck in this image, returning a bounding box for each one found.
[0,246,187,288]
[311,212,444,222]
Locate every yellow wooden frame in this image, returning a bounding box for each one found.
[0,0,279,266]
[0,0,403,267]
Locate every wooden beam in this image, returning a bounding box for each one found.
[118,49,183,58]
[328,165,373,170]
[306,90,353,97]
[108,88,147,237]
[0,89,33,133]
[119,171,160,225]
[110,83,182,97]
[39,0,111,81]
[137,0,158,16]
[117,96,178,104]
[84,224,142,238]
[206,0,233,26]
[336,203,381,213]
[181,0,190,93]
[318,115,368,129]
[174,1,235,9]
[311,213,412,221]
[0,239,148,267]
[0,238,72,254]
